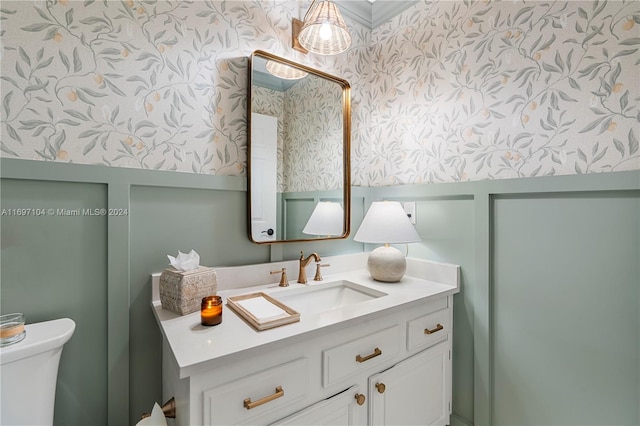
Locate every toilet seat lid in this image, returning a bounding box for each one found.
[0,318,75,364]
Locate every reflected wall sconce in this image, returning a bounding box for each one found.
[293,0,352,55]
[302,201,344,237]
[354,201,421,283]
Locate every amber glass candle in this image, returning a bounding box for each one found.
[0,313,26,346]
[201,296,222,326]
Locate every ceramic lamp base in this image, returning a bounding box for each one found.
[367,245,406,283]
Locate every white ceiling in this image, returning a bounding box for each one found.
[335,0,419,29]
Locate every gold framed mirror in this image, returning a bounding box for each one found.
[248,50,351,244]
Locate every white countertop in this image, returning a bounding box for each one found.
[152,255,460,379]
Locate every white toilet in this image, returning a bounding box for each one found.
[0,318,76,426]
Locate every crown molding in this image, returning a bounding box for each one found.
[335,0,419,29]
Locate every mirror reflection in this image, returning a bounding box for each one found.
[248,50,350,244]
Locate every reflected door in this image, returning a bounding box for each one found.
[250,113,278,241]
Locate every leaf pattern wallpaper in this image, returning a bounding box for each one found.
[369,0,640,184]
[252,75,344,193]
[1,0,639,186]
[282,75,344,193]
[0,0,371,184]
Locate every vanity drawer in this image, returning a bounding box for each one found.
[323,325,401,387]
[407,307,450,351]
[203,357,308,425]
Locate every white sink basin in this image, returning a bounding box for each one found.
[274,280,387,316]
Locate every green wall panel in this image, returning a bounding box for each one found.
[492,191,640,425]
[283,197,315,241]
[0,179,108,426]
[411,197,476,425]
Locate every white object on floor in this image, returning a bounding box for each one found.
[135,403,168,426]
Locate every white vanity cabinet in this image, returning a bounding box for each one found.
[271,341,450,426]
[270,297,452,426]
[153,256,459,426]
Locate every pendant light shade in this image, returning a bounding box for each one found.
[297,1,351,55]
[265,60,308,80]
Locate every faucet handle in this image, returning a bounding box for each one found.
[270,268,289,287]
[314,263,330,281]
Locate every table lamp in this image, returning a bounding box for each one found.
[302,201,344,237]
[354,201,421,282]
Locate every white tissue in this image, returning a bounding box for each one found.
[167,250,200,271]
[134,403,167,426]
[236,297,290,322]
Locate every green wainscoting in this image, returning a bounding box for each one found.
[409,196,476,425]
[1,158,638,426]
[492,192,639,425]
[374,172,640,426]
[0,178,109,425]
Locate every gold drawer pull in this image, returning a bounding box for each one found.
[356,347,382,363]
[243,386,284,410]
[355,393,366,406]
[424,324,444,335]
[375,382,386,394]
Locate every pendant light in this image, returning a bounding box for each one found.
[294,1,351,55]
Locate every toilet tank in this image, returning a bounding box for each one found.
[0,318,75,426]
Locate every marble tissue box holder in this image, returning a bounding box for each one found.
[159,267,217,315]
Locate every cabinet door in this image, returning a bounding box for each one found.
[369,341,450,426]
[271,386,365,426]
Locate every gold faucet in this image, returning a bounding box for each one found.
[298,251,321,284]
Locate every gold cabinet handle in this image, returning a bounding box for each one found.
[243,386,284,410]
[355,393,366,406]
[424,324,444,335]
[375,382,386,394]
[356,347,382,363]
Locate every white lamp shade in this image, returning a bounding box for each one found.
[302,201,344,236]
[354,201,421,244]
[297,1,351,55]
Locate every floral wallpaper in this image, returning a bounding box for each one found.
[282,74,344,192]
[252,75,343,194]
[369,0,640,184]
[0,0,370,184]
[1,0,638,185]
